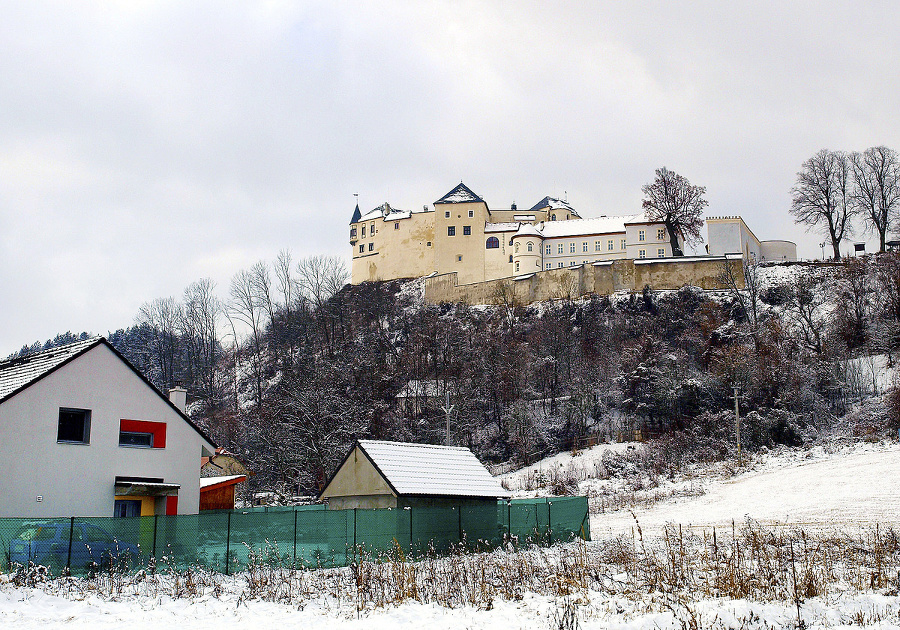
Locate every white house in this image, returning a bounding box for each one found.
[0,337,216,518]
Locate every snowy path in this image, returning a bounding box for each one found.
[591,443,900,537]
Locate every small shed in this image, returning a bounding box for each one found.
[318,440,510,510]
[199,474,247,511]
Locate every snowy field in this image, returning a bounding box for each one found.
[3,441,900,628]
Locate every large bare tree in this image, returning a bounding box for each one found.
[641,167,708,256]
[790,149,854,260]
[851,146,900,252]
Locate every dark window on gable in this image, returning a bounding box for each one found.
[486,236,499,249]
[463,225,471,235]
[448,226,456,236]
[394,222,400,229]
[119,431,153,447]
[58,408,91,444]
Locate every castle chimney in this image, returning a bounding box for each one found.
[168,387,187,413]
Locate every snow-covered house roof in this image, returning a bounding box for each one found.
[0,337,101,401]
[395,379,445,399]
[513,223,542,238]
[435,182,484,205]
[325,440,510,499]
[538,212,646,238]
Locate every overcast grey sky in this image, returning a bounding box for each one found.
[3,1,900,357]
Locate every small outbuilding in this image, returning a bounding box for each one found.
[199,474,247,511]
[319,440,510,510]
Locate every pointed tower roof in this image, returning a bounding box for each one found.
[435,182,484,204]
[350,204,362,224]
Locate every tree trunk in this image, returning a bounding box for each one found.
[665,221,683,256]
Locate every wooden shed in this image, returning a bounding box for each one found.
[318,440,509,510]
[199,474,246,511]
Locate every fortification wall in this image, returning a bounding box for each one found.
[424,256,743,305]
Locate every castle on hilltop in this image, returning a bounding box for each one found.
[350,182,687,285]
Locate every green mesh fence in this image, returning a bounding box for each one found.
[0,496,589,576]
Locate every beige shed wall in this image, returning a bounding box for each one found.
[320,445,397,510]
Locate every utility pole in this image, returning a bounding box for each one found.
[733,386,742,466]
[441,391,455,446]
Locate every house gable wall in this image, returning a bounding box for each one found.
[320,445,396,510]
[0,343,212,517]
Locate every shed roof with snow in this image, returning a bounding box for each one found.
[319,440,509,510]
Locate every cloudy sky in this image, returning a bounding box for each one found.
[2,1,900,356]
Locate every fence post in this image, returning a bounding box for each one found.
[293,509,298,568]
[507,500,511,541]
[457,505,462,547]
[225,511,232,576]
[152,514,159,563]
[353,508,357,561]
[66,516,74,572]
[547,500,552,546]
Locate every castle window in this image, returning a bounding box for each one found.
[509,255,513,263]
[582,242,588,253]
[569,243,576,253]
[546,263,552,269]
[359,245,364,253]
[639,249,646,259]
[463,225,471,235]
[394,222,400,230]
[658,248,665,257]
[558,243,563,254]
[448,226,456,236]
[546,244,551,255]
[515,242,520,253]
[527,242,533,252]
[551,214,556,221]
[427,242,432,246]
[371,223,375,234]
[486,237,499,249]
[509,239,513,246]
[595,241,601,252]
[468,210,474,218]
[458,255,463,262]
[368,243,374,251]
[362,226,366,237]
[608,240,613,251]
[445,211,450,218]
[620,238,626,249]
[350,228,357,238]
[515,262,520,272]
[658,228,666,240]
[639,230,645,242]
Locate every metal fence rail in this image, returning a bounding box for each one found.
[0,496,589,576]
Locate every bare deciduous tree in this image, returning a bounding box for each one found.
[791,149,854,260]
[851,146,900,252]
[641,166,708,256]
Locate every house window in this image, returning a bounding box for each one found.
[448,226,456,236]
[362,226,366,237]
[546,263,552,269]
[468,210,474,218]
[359,245,364,253]
[558,244,564,254]
[58,408,91,444]
[527,241,533,252]
[394,222,400,230]
[368,243,374,251]
[463,225,471,235]
[569,260,576,266]
[658,228,666,240]
[639,249,646,258]
[445,211,450,218]
[486,237,499,249]
[569,243,576,253]
[515,261,520,272]
[658,248,665,257]
[639,230,645,242]
[595,241,601,252]
[119,420,167,449]
[608,240,614,251]
[582,242,588,252]
[350,228,357,238]
[558,262,564,268]
[620,238,626,249]
[546,244,551,254]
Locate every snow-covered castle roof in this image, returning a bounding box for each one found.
[435,182,484,205]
